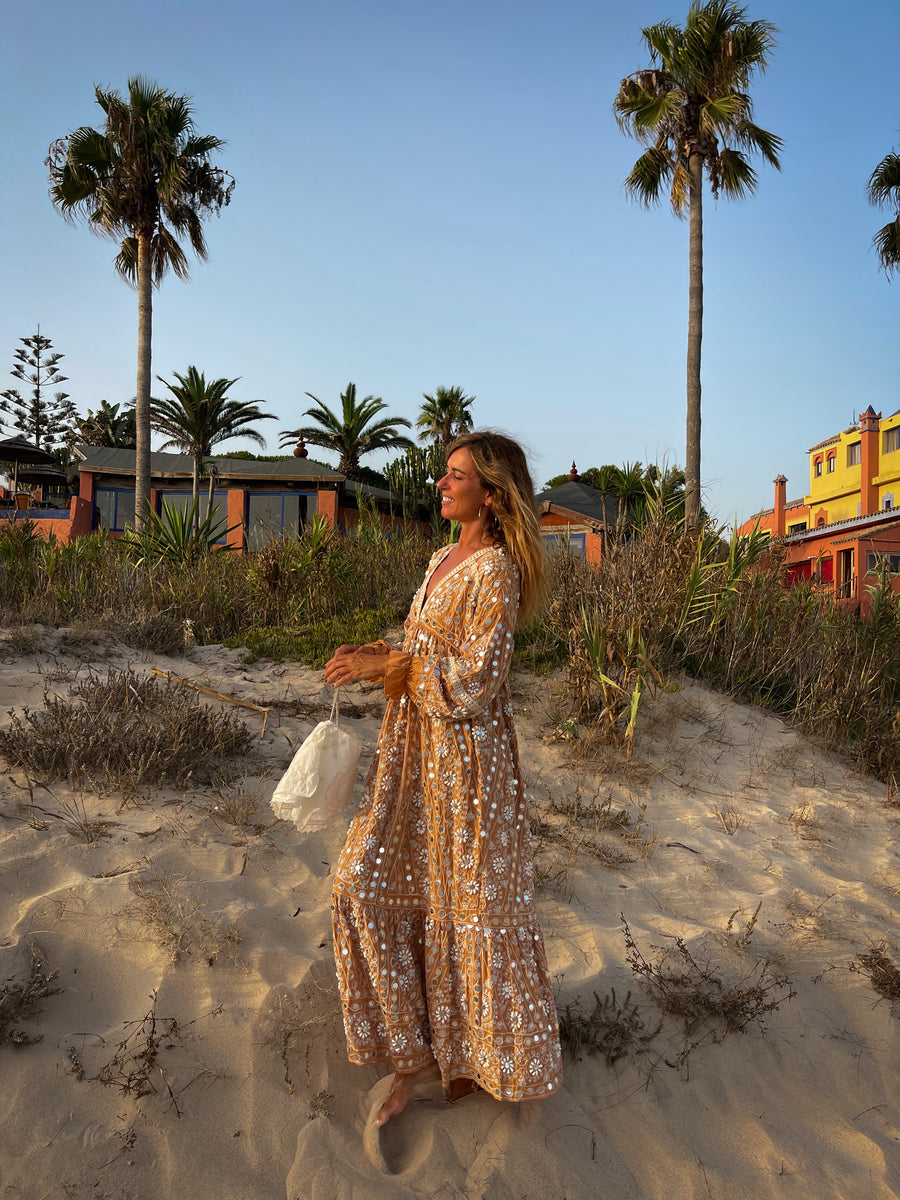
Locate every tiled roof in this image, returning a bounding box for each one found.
[785,507,900,543]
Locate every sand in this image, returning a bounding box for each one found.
[0,626,897,1200]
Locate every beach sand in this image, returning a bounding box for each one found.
[0,626,898,1199]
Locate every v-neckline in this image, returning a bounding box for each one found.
[421,544,496,611]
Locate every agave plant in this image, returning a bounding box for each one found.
[121,497,236,566]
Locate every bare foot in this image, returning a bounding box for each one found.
[376,1062,441,1126]
[446,1077,479,1103]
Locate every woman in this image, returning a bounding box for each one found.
[324,430,562,1126]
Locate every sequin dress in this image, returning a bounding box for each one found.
[332,544,562,1100]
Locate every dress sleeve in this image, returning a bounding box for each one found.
[400,553,520,719]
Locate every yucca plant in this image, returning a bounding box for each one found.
[121,497,236,566]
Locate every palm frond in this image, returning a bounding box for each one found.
[623,146,674,207]
[867,152,900,208]
[872,218,900,277]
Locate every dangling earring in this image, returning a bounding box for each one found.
[478,505,483,522]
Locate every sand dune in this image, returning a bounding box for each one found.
[0,627,897,1199]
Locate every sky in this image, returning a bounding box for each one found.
[1,0,898,524]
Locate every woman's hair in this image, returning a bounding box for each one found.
[448,429,548,624]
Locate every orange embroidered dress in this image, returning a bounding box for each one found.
[332,544,562,1100]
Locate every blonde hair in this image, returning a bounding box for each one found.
[449,429,548,625]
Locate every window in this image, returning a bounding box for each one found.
[95,487,135,531]
[814,458,823,477]
[884,494,895,511]
[883,426,900,454]
[847,442,861,466]
[541,530,586,559]
[866,551,900,574]
[247,491,317,550]
[816,516,826,528]
[827,454,836,472]
[788,521,808,534]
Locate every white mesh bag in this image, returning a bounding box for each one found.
[270,692,362,832]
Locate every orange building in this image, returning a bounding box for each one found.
[739,405,900,610]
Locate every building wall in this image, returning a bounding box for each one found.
[806,409,900,523]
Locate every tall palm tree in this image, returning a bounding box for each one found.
[614,1,781,529]
[867,149,900,277]
[280,382,414,480]
[152,366,275,530]
[416,386,476,446]
[47,76,234,528]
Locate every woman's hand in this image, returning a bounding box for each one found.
[324,646,390,688]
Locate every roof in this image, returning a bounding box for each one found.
[831,516,900,545]
[785,507,900,544]
[535,480,618,526]
[73,446,344,483]
[807,434,843,454]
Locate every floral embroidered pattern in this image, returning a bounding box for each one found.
[332,545,562,1100]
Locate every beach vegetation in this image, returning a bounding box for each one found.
[0,942,62,1048]
[121,494,236,566]
[0,668,255,791]
[614,1,781,529]
[48,75,234,527]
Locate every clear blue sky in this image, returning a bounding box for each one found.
[1,0,897,523]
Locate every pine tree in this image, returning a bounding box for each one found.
[1,329,76,452]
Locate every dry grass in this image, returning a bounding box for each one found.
[0,668,256,791]
[851,944,900,1009]
[128,872,243,967]
[557,987,661,1067]
[201,770,272,839]
[622,915,795,1059]
[261,987,331,1095]
[91,990,226,1116]
[714,802,747,836]
[0,941,62,1047]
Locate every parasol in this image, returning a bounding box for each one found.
[0,436,55,493]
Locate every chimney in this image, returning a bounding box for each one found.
[859,406,881,515]
[773,474,787,537]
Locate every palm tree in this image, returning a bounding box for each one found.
[867,148,900,277]
[70,399,136,448]
[416,386,476,446]
[47,76,234,528]
[280,382,414,480]
[614,1,781,529]
[152,366,275,531]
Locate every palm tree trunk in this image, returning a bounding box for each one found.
[685,151,704,532]
[192,453,201,535]
[134,231,153,530]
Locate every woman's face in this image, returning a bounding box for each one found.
[436,448,490,525]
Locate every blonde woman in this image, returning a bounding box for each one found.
[324,430,562,1126]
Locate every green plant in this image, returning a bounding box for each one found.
[121,496,236,565]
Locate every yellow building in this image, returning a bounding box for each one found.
[805,406,900,527]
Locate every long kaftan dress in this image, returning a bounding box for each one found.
[332,544,562,1101]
